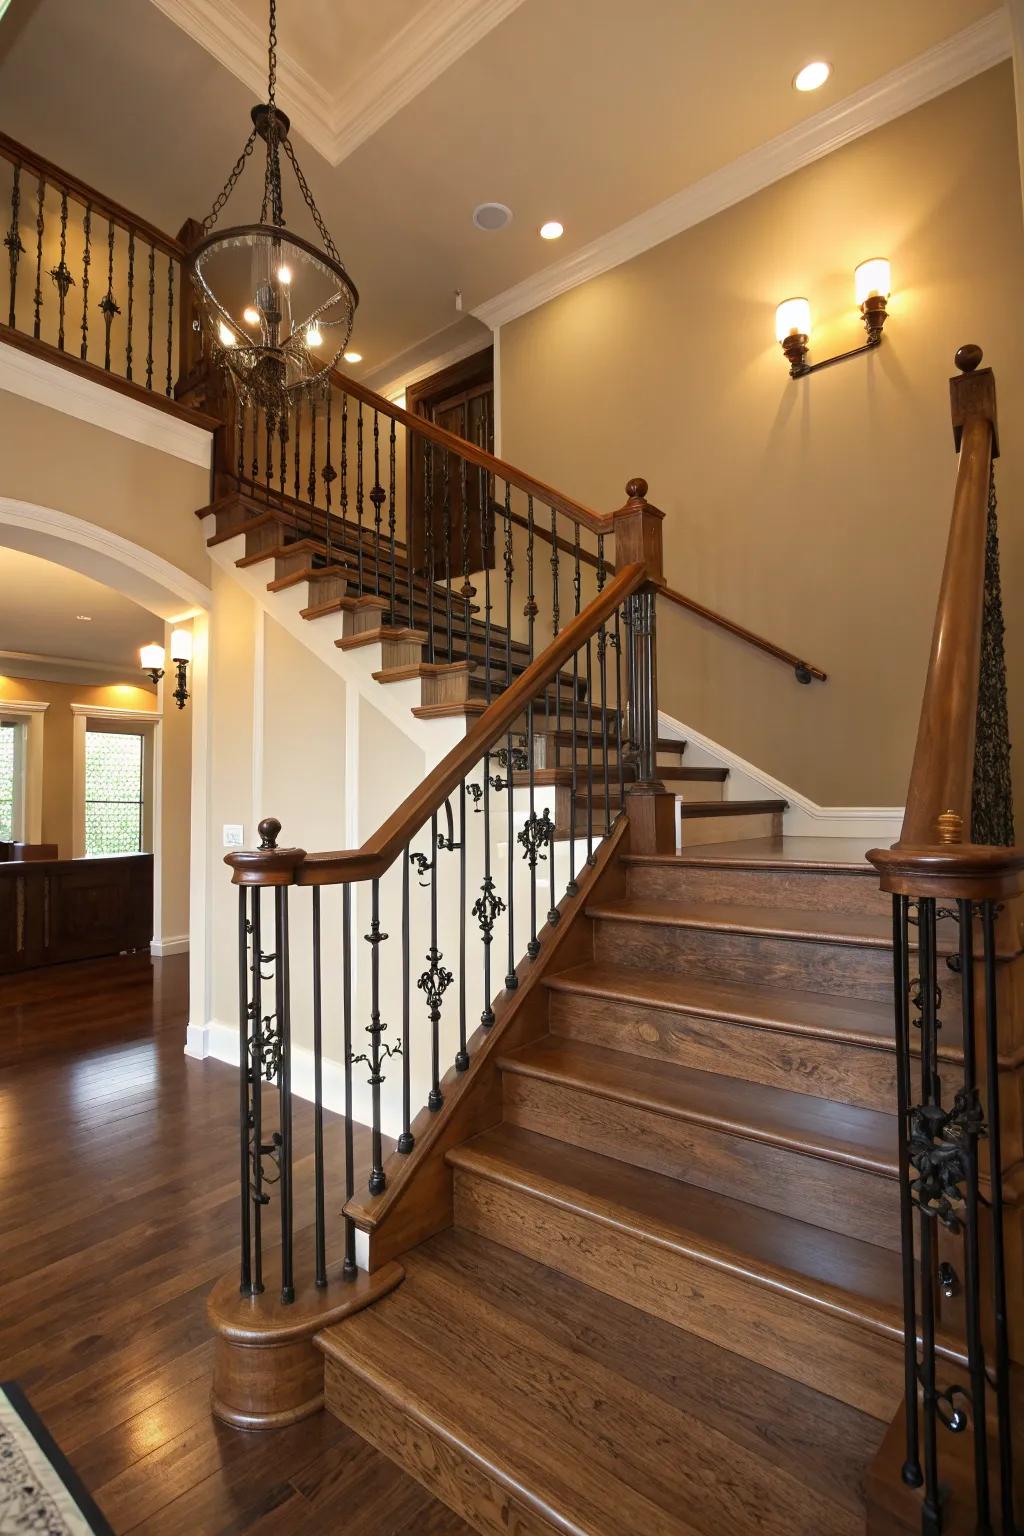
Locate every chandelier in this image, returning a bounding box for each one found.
[188,0,358,419]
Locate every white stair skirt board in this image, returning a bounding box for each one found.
[657,709,904,844]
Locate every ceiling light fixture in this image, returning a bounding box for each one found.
[539,221,564,240]
[473,202,513,231]
[75,614,92,621]
[343,350,362,363]
[188,0,358,421]
[793,61,831,92]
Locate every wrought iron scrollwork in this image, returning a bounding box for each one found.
[518,807,554,869]
[971,468,1015,847]
[907,1090,986,1231]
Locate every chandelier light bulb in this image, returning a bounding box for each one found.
[218,320,236,348]
[277,264,292,285]
[306,324,323,348]
[243,306,261,325]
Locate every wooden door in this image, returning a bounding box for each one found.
[407,348,494,577]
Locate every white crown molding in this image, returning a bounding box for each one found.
[0,699,49,715]
[148,0,525,166]
[0,650,158,688]
[0,339,213,470]
[0,498,212,618]
[474,12,1012,330]
[70,702,161,722]
[363,327,493,401]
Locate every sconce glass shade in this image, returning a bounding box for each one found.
[855,258,891,305]
[170,629,193,664]
[140,642,165,672]
[775,297,811,342]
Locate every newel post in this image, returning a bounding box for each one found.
[612,478,674,855]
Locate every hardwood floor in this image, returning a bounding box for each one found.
[0,952,475,1535]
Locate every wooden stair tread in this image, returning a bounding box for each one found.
[586,896,897,947]
[497,1036,898,1175]
[679,798,786,818]
[319,1229,880,1536]
[449,1124,904,1329]
[544,960,906,1049]
[624,837,878,873]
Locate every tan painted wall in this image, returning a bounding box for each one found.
[500,65,1024,815]
[0,388,211,584]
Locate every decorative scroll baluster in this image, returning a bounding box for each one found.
[424,441,436,662]
[340,392,349,535]
[503,482,517,990]
[460,456,472,649]
[398,855,413,1153]
[100,220,119,371]
[236,401,247,486]
[248,886,265,1296]
[454,785,469,1069]
[891,895,921,1490]
[4,162,25,328]
[277,410,287,509]
[597,535,612,836]
[145,245,156,389]
[443,447,453,658]
[49,188,74,351]
[955,899,989,1525]
[567,523,581,898]
[165,256,174,395]
[360,879,390,1195]
[311,887,326,1289]
[237,888,254,1296]
[322,399,335,565]
[79,202,91,361]
[341,885,356,1275]
[418,814,452,1111]
[371,409,383,597]
[548,506,560,733]
[614,603,625,809]
[125,231,135,381]
[292,396,302,508]
[274,881,294,1304]
[32,176,44,340]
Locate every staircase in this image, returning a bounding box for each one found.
[315,835,955,1535]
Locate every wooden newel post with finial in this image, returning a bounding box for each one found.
[225,817,306,887]
[612,478,674,855]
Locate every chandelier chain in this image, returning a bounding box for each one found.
[203,130,258,233]
[281,138,342,264]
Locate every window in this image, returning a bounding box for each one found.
[84,730,145,855]
[0,721,16,841]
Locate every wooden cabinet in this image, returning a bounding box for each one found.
[0,854,153,972]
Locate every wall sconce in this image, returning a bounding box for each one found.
[776,257,891,378]
[139,629,192,709]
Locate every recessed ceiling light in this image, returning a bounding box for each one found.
[793,61,831,92]
[76,614,92,621]
[343,350,362,363]
[473,202,513,232]
[539,221,564,240]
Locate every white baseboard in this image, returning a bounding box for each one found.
[658,710,904,844]
[183,1020,211,1058]
[152,934,190,957]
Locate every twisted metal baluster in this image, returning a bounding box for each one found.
[398,854,413,1153]
[125,231,135,381]
[308,400,318,539]
[145,244,155,389]
[455,782,468,1069]
[236,401,247,487]
[420,813,451,1111]
[165,256,174,396]
[356,402,365,590]
[311,888,326,1289]
[371,409,383,597]
[32,176,44,339]
[251,401,259,485]
[79,202,91,360]
[277,411,287,513]
[264,408,273,502]
[598,535,612,835]
[567,523,581,897]
[341,885,356,1275]
[323,398,335,565]
[443,447,453,659]
[50,189,73,350]
[461,455,472,653]
[424,441,436,661]
[340,392,349,536]
[274,884,294,1304]
[365,878,387,1194]
[4,162,25,328]
[503,482,517,990]
[389,418,398,626]
[100,220,119,370]
[237,889,253,1295]
[614,603,625,807]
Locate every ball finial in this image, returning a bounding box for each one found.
[258,817,281,850]
[625,477,648,501]
[955,344,983,374]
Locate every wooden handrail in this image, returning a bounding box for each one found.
[227,561,648,888]
[326,364,613,536]
[897,348,997,848]
[0,131,186,261]
[658,583,827,683]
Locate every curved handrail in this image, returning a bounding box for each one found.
[0,130,186,261]
[227,560,648,888]
[658,583,827,683]
[897,350,997,848]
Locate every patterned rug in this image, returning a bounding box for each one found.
[0,1384,113,1535]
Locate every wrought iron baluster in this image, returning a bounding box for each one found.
[389,418,398,625]
[79,202,91,361]
[916,896,941,1531]
[237,888,253,1296]
[956,897,990,1526]
[460,455,472,652]
[274,883,294,1303]
[455,782,469,1069]
[981,899,1016,1530]
[371,409,383,597]
[340,392,349,535]
[145,244,156,389]
[249,886,265,1295]
[100,219,119,372]
[341,885,356,1275]
[308,399,318,512]
[585,627,595,867]
[418,814,451,1111]
[424,441,436,662]
[311,887,326,1289]
[891,895,922,1491]
[503,482,517,989]
[597,535,612,835]
[323,397,335,565]
[398,854,413,1153]
[277,410,287,507]
[568,524,581,897]
[614,604,625,808]
[49,188,73,351]
[265,408,273,502]
[356,401,365,590]
[236,401,247,486]
[125,231,135,381]
[4,162,25,329]
[165,257,174,395]
[443,448,453,659]
[548,506,560,732]
[364,878,388,1194]
[293,396,302,506]
[32,176,44,340]
[251,401,259,485]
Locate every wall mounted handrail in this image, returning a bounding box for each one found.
[658,582,827,684]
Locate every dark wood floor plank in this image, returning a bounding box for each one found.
[0,952,464,1536]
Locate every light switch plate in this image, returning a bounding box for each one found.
[223,824,245,848]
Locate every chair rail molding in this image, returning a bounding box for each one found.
[474,12,1011,330]
[147,0,526,166]
[0,338,213,470]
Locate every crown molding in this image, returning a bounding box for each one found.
[147,0,525,166]
[363,326,493,401]
[0,651,157,688]
[474,12,1012,330]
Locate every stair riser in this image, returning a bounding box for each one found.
[306,572,350,605]
[547,992,898,1113]
[681,811,781,846]
[501,1074,901,1250]
[625,864,889,916]
[453,1170,903,1421]
[323,1357,561,1536]
[591,915,896,1003]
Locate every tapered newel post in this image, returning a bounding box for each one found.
[612,478,673,854]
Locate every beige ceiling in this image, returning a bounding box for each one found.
[0,0,1002,381]
[0,548,159,671]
